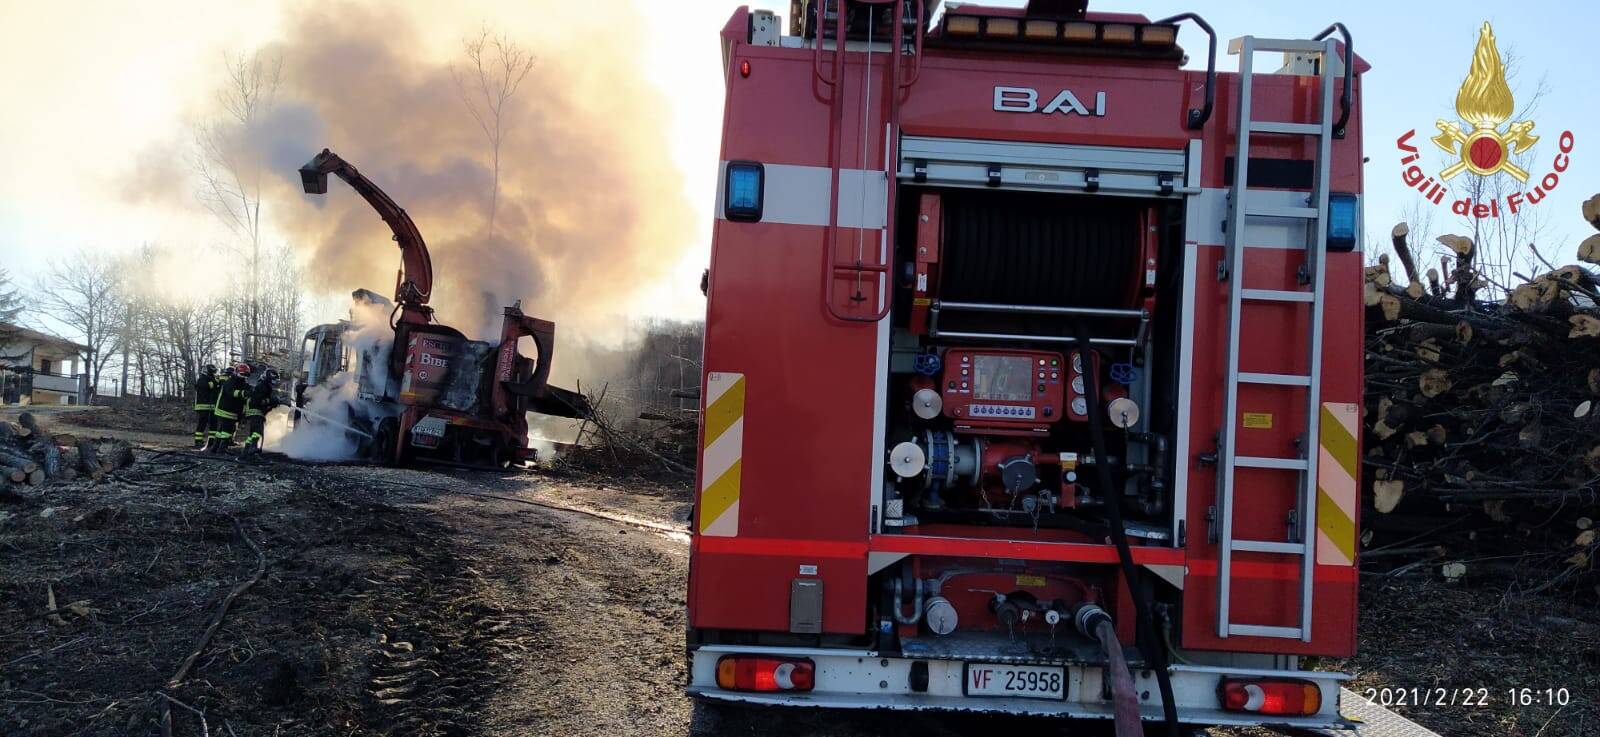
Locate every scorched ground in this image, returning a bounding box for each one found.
[0,409,1593,736]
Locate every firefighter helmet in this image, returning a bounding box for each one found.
[202,363,217,374]
[235,363,253,376]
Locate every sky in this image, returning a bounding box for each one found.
[1,0,1596,335]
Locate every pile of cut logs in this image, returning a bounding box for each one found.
[0,411,135,490]
[1362,196,1600,580]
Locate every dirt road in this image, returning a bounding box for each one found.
[3,429,1592,736]
[0,445,1031,736]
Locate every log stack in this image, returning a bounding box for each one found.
[0,412,136,490]
[1363,196,1600,586]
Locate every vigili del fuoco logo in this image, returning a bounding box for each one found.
[1396,22,1575,218]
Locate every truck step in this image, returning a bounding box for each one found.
[1227,623,1304,639]
[1241,288,1315,303]
[1232,539,1307,554]
[1244,204,1318,219]
[1250,121,1322,136]
[1234,456,1309,471]
[1238,372,1312,386]
[1230,37,1327,54]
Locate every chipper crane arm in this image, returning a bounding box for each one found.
[299,148,435,326]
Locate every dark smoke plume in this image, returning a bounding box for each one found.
[255,1,695,339]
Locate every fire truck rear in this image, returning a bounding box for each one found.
[687,1,1366,730]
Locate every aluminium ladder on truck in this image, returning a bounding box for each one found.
[1214,34,1341,642]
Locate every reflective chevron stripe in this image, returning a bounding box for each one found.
[699,372,745,537]
[1316,402,1359,566]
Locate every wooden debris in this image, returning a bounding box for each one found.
[0,414,135,488]
[1373,479,1405,514]
[1363,209,1600,591]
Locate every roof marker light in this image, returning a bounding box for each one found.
[1023,20,1059,40]
[1101,24,1136,44]
[985,18,1020,37]
[1061,22,1097,42]
[1140,24,1178,46]
[946,15,980,36]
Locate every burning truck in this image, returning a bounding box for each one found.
[288,149,588,468]
[687,1,1366,732]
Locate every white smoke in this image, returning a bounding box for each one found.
[265,292,401,460]
[525,432,560,466]
[269,372,366,460]
[526,412,586,466]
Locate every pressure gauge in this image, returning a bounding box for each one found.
[1072,375,1085,394]
[1072,353,1083,373]
[1071,397,1088,416]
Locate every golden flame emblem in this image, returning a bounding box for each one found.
[1431,22,1539,181]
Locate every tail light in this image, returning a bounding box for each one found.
[1218,678,1323,716]
[715,656,815,692]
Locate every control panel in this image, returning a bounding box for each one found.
[941,348,1064,428]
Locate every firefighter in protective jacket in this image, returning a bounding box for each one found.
[243,368,281,453]
[192,364,218,449]
[208,364,251,452]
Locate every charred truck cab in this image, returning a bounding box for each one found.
[687,0,1367,730]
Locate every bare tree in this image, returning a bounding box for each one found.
[0,268,20,324]
[87,243,237,400]
[155,294,230,392]
[0,268,24,362]
[451,29,535,241]
[195,50,283,343]
[33,250,124,394]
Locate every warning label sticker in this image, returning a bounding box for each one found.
[1242,412,1273,429]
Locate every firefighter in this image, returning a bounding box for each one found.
[208,364,251,452]
[192,364,219,449]
[242,368,281,453]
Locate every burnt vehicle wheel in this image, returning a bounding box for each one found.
[371,417,399,464]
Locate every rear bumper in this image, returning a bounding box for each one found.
[688,645,1354,728]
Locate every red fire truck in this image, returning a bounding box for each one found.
[687,1,1366,731]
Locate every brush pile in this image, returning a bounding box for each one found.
[554,388,696,483]
[0,411,136,493]
[1361,196,1600,588]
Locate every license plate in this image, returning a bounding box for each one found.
[964,663,1066,700]
[411,416,447,437]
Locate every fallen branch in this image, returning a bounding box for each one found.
[158,516,266,737]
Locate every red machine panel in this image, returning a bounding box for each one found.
[941,348,1063,429]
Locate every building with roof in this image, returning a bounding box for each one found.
[0,322,89,405]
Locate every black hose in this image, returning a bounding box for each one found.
[1074,321,1179,736]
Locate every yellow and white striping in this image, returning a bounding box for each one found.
[699,372,745,537]
[1316,402,1360,566]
